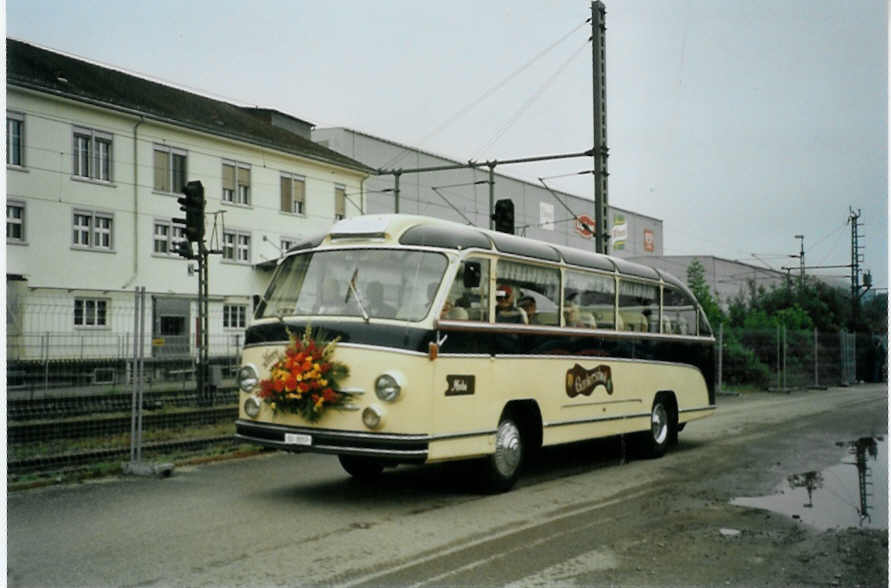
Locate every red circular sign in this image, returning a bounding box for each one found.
[575,215,595,239]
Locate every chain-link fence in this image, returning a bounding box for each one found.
[716,326,883,394]
[7,291,249,478]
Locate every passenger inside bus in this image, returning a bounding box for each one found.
[366,281,397,318]
[517,295,536,323]
[496,285,527,324]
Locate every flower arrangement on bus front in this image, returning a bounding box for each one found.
[257,325,350,422]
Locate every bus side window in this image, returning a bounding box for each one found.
[445,258,490,321]
[618,280,659,332]
[663,286,697,335]
[496,260,560,326]
[564,270,614,329]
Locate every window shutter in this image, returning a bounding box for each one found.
[280,176,291,212]
[222,163,235,191]
[237,165,250,187]
[293,178,305,210]
[154,150,169,192]
[335,186,346,216]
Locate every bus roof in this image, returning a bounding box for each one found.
[317,214,685,287]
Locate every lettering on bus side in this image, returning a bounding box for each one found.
[565,364,613,397]
[445,375,475,396]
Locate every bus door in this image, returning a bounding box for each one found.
[431,258,498,456]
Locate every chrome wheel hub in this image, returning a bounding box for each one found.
[651,403,668,445]
[493,420,522,477]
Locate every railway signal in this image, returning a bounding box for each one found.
[174,180,205,242]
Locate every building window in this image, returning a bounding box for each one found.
[153,220,186,256]
[223,304,247,328]
[280,237,299,252]
[74,298,108,328]
[7,112,24,167]
[7,201,25,242]
[223,230,251,263]
[72,210,113,250]
[73,127,113,181]
[222,161,250,205]
[334,185,346,220]
[280,174,306,215]
[153,145,187,193]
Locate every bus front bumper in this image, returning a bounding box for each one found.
[235,419,429,463]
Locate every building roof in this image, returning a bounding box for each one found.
[6,39,373,175]
[316,126,637,213]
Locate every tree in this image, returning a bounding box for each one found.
[686,259,724,327]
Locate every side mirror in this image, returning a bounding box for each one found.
[463,262,481,289]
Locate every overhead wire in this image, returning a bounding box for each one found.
[470,39,590,160]
[379,19,590,170]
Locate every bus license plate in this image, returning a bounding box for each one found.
[284,433,312,446]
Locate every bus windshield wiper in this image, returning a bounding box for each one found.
[345,268,370,322]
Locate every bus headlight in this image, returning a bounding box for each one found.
[374,371,404,402]
[243,396,261,418]
[238,364,259,393]
[362,406,384,429]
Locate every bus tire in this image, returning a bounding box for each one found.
[338,455,384,480]
[481,412,524,493]
[637,395,674,459]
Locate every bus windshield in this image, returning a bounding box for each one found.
[255,248,449,321]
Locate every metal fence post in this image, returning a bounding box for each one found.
[129,288,140,463]
[137,287,145,462]
[776,325,781,391]
[813,328,819,388]
[42,331,50,397]
[717,323,723,396]
[124,287,174,477]
[782,325,787,392]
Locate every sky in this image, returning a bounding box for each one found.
[6,0,888,291]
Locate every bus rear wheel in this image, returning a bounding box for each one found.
[338,455,384,480]
[636,396,674,459]
[481,413,524,493]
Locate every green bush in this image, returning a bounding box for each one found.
[722,338,771,388]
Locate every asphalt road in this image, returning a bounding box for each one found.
[7,384,888,587]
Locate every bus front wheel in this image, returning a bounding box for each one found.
[338,455,384,480]
[481,412,524,493]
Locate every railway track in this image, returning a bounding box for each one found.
[8,388,238,420]
[8,406,237,443]
[8,389,246,475]
[8,436,239,475]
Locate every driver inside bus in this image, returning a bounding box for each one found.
[496,284,527,324]
[366,281,397,318]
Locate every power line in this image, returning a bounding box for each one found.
[379,19,590,170]
[471,40,590,160]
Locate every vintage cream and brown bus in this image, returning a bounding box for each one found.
[236,214,715,491]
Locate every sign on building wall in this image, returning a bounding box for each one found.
[644,229,655,253]
[539,202,555,231]
[611,213,627,250]
[575,214,595,240]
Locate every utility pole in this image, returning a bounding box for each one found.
[795,234,805,288]
[591,1,609,254]
[849,207,865,329]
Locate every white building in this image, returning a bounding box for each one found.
[312,127,665,259]
[6,39,370,362]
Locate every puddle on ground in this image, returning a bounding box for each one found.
[732,436,887,531]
